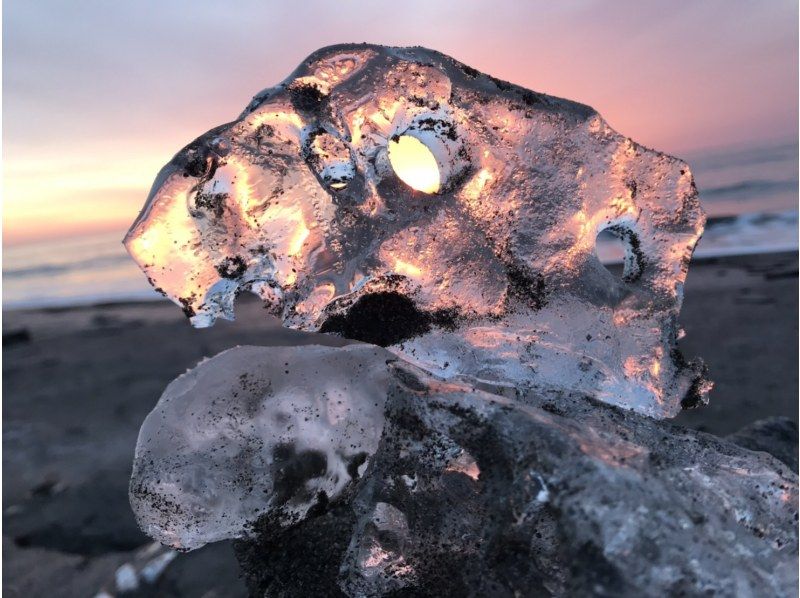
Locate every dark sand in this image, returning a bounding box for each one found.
[3,251,797,596]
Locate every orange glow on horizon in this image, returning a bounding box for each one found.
[3,150,164,246]
[4,1,796,248]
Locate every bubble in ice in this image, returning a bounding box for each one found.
[124,44,709,418]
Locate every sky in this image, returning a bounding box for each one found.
[3,0,798,245]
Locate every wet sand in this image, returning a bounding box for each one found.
[3,251,797,596]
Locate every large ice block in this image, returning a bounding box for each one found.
[125,44,708,417]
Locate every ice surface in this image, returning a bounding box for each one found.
[132,348,797,594]
[129,344,394,551]
[328,362,797,597]
[125,43,707,417]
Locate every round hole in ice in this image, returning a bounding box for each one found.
[387,135,441,194]
[595,225,643,282]
[595,228,626,267]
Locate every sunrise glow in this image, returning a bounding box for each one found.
[3,2,797,247]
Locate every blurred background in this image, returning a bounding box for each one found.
[3,1,798,596]
[3,0,798,307]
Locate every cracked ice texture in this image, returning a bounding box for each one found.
[124,44,708,418]
[129,344,393,551]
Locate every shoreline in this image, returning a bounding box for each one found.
[4,236,798,313]
[3,251,797,433]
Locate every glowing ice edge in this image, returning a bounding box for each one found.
[124,44,709,419]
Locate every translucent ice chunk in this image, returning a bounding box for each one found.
[139,351,795,593]
[124,44,708,417]
[129,344,394,551]
[327,361,797,597]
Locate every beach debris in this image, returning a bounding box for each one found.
[3,327,31,346]
[129,344,395,551]
[125,44,709,418]
[131,348,798,596]
[114,563,138,593]
[93,541,178,597]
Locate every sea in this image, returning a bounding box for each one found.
[3,142,797,311]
